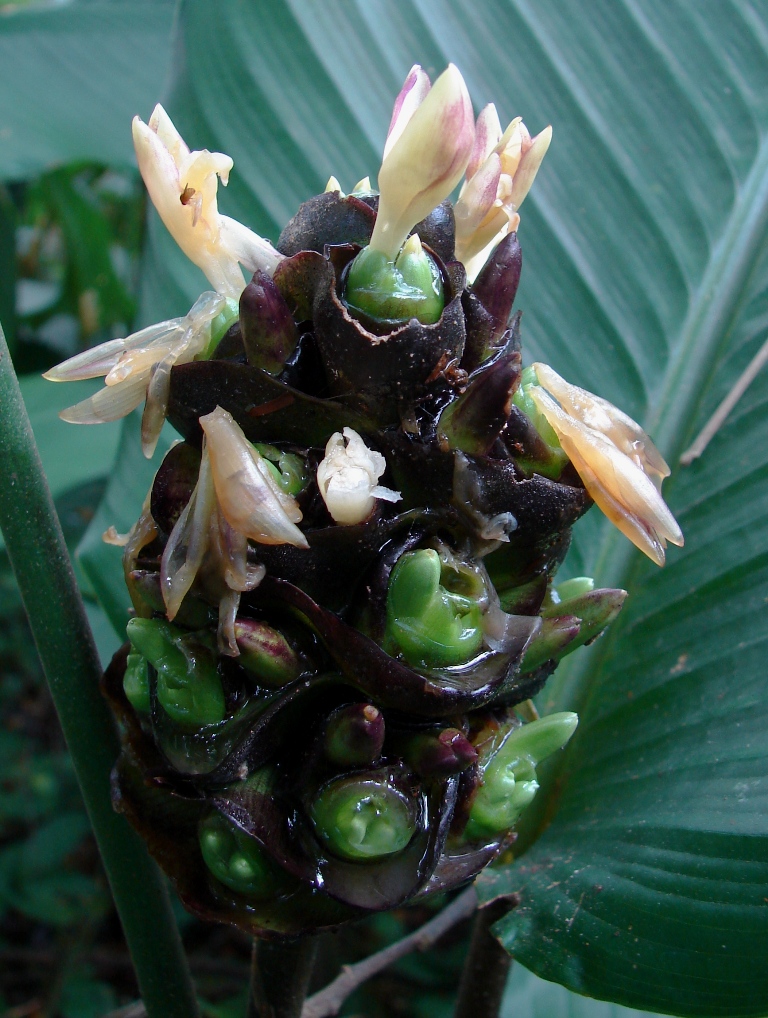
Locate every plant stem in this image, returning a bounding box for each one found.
[247,937,318,1018]
[302,884,478,1018]
[453,899,516,1018]
[0,328,199,1018]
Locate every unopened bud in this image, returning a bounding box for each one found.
[311,775,417,861]
[199,812,276,898]
[323,704,386,766]
[233,618,302,687]
[386,548,484,668]
[404,728,478,777]
[343,235,444,329]
[465,713,578,840]
[239,270,299,375]
[123,651,150,713]
[126,617,225,728]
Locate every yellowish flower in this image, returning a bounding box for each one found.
[162,406,307,653]
[132,104,282,297]
[455,104,551,281]
[528,363,683,565]
[369,64,475,261]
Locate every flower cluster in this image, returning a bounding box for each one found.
[45,64,682,937]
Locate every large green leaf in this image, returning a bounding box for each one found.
[0,0,175,180]
[77,1,768,1013]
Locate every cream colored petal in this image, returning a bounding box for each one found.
[219,215,284,279]
[317,428,400,525]
[467,104,503,179]
[59,372,150,424]
[533,362,670,485]
[148,104,190,166]
[160,443,217,619]
[455,153,503,244]
[529,387,683,560]
[371,64,475,260]
[383,64,431,159]
[200,407,308,547]
[44,320,182,382]
[508,126,552,211]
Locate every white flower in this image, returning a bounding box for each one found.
[44,291,228,458]
[368,65,475,261]
[161,406,307,654]
[528,363,683,566]
[317,428,401,525]
[132,104,283,297]
[455,104,552,281]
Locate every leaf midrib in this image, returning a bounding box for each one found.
[520,128,768,853]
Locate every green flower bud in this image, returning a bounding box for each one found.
[201,297,240,359]
[510,365,569,479]
[311,776,417,861]
[323,704,386,767]
[233,618,302,687]
[343,236,444,329]
[123,651,150,713]
[126,618,225,729]
[253,444,310,497]
[403,728,478,777]
[199,812,275,899]
[465,713,578,841]
[541,586,627,654]
[550,576,595,603]
[519,615,581,673]
[386,549,484,668]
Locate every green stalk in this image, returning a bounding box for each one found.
[0,326,200,1018]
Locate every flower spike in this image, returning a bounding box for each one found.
[132,104,282,297]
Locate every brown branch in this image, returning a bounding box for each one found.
[680,334,768,464]
[301,885,478,1018]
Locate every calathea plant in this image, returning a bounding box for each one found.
[45,60,681,984]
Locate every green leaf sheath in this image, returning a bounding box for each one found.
[0,327,199,1018]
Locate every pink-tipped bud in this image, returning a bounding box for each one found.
[370,64,475,261]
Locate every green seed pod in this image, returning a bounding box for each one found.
[385,548,484,668]
[465,712,578,841]
[126,617,225,729]
[123,651,150,713]
[199,812,276,898]
[343,237,444,328]
[311,775,418,861]
[550,576,595,602]
[233,617,302,687]
[323,703,386,766]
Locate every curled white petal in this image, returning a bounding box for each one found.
[317,427,401,525]
[199,406,308,547]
